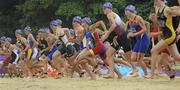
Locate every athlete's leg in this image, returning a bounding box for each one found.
[138,53,148,76]
[151,40,168,78]
[31,48,38,60]
[168,44,180,61]
[27,49,32,61]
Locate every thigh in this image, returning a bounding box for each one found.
[137,53,145,61]
[52,50,61,60]
[131,51,138,61]
[151,40,168,54]
[168,43,180,60]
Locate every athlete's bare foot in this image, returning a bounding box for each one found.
[103,74,114,79]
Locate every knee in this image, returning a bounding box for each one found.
[131,55,136,61]
[151,47,158,55]
[173,55,180,60]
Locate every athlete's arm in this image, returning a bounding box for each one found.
[63,28,70,37]
[95,28,105,35]
[150,31,163,38]
[165,6,180,16]
[107,13,116,35]
[177,23,180,33]
[125,21,129,32]
[177,35,180,41]
[90,20,108,32]
[145,21,151,36]
[73,29,84,44]
[29,34,38,49]
[101,13,116,42]
[134,16,147,36]
[21,38,29,52]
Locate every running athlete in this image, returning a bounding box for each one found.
[72,17,107,79]
[125,5,150,77]
[149,12,174,78]
[24,26,38,60]
[151,0,180,79]
[15,29,30,60]
[102,2,132,78]
[70,16,96,79]
[71,16,85,52]
[4,37,20,65]
[73,17,127,79]
[38,28,66,77]
[50,19,74,76]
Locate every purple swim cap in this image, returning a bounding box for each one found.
[103,2,113,9]
[38,28,44,32]
[73,16,82,24]
[0,36,6,41]
[69,29,75,35]
[24,26,32,32]
[50,20,59,26]
[15,29,23,35]
[56,19,62,26]
[43,28,50,33]
[83,17,92,25]
[125,5,137,14]
[5,37,12,42]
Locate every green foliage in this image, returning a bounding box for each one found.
[55,2,84,20]
[0,0,154,36]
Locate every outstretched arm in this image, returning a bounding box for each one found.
[165,6,180,16]
[90,20,108,32]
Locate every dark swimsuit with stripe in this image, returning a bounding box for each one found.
[157,7,177,45]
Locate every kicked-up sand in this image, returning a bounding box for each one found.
[0,75,180,90]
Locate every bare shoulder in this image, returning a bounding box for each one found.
[107,12,115,19]
[136,15,144,22]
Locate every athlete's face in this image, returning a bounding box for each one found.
[149,14,155,22]
[15,33,21,38]
[24,31,29,35]
[72,22,76,28]
[156,0,164,7]
[4,41,10,48]
[0,40,4,44]
[82,22,88,29]
[50,25,57,32]
[125,10,131,18]
[72,22,79,28]
[103,8,108,15]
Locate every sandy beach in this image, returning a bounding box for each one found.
[1,76,180,90]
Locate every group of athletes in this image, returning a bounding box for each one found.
[0,0,180,80]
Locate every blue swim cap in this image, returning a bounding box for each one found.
[125,5,136,14]
[83,17,92,25]
[15,29,23,35]
[24,26,32,32]
[73,16,82,24]
[50,20,59,26]
[103,2,113,9]
[5,37,12,42]
[43,28,50,33]
[69,29,75,35]
[38,28,44,33]
[56,19,62,26]
[0,36,6,41]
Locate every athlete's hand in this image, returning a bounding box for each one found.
[113,36,118,47]
[150,32,156,38]
[177,35,180,42]
[176,25,180,34]
[127,32,134,39]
